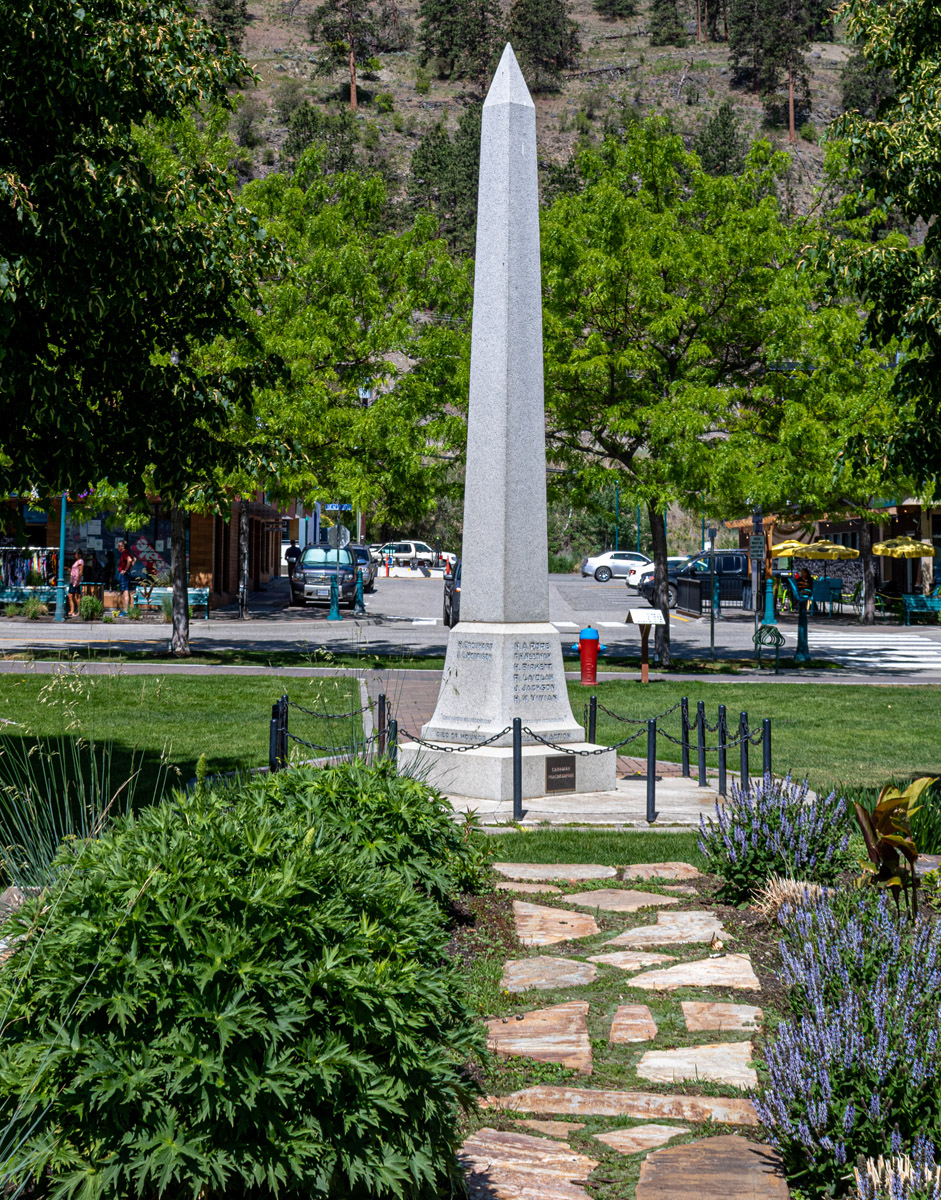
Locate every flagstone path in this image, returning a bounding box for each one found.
[462,862,789,1199]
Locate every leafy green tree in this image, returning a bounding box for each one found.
[407,105,481,254]
[693,100,748,175]
[284,102,359,169]
[822,0,941,488]
[205,0,249,47]
[840,50,895,118]
[648,0,687,46]
[0,0,276,511]
[307,0,381,109]
[540,123,798,663]
[507,0,580,92]
[417,0,503,83]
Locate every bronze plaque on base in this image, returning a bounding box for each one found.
[546,755,577,793]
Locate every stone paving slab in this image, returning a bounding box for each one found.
[586,951,676,972]
[595,1124,688,1155]
[605,911,727,948]
[502,956,599,993]
[562,889,679,913]
[496,882,563,894]
[682,1001,763,1032]
[460,1127,599,1200]
[486,1002,593,1074]
[636,1041,757,1088]
[481,1085,759,1126]
[636,1134,789,1199]
[513,902,600,947]
[496,863,617,882]
[608,1004,658,1044]
[627,953,761,992]
[622,863,701,881]
[516,1120,586,1137]
[662,885,700,895]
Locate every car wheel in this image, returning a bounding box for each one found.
[666,584,678,610]
[365,581,375,593]
[594,566,613,582]
[294,595,307,607]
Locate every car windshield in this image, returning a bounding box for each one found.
[351,546,370,562]
[300,547,354,567]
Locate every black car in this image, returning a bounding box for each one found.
[290,544,357,607]
[442,560,461,628]
[638,552,750,610]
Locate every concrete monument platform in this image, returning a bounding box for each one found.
[397,45,615,803]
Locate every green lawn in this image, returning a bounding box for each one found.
[578,679,941,792]
[0,673,363,800]
[484,828,706,868]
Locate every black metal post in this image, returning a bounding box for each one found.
[696,699,707,787]
[680,696,690,777]
[717,704,727,796]
[377,692,387,756]
[588,694,597,745]
[763,717,772,779]
[388,718,398,765]
[739,711,749,794]
[280,695,289,767]
[512,717,523,822]
[269,704,280,773]
[646,718,657,822]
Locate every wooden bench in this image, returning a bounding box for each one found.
[902,594,941,625]
[133,586,210,619]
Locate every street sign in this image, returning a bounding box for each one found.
[749,535,766,558]
[327,524,351,549]
[324,503,352,511]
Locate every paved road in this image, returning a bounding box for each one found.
[1,573,940,682]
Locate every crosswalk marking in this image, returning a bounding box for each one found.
[781,629,941,672]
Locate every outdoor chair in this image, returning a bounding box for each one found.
[811,579,832,616]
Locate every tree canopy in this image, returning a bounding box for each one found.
[0,0,277,504]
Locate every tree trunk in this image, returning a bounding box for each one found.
[788,65,796,142]
[648,502,671,667]
[170,506,191,656]
[239,502,250,619]
[921,508,933,595]
[696,0,701,43]
[703,0,708,42]
[860,519,876,625]
[349,46,358,109]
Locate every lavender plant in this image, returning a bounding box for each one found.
[755,892,941,1196]
[698,774,850,903]
[856,1136,941,1200]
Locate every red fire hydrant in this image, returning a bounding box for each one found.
[571,626,605,686]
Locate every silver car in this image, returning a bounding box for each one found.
[581,550,650,582]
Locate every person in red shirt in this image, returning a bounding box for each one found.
[116,539,137,615]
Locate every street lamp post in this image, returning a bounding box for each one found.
[53,491,67,622]
[614,483,619,551]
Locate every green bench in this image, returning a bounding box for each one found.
[0,586,58,604]
[902,594,941,625]
[133,586,210,618]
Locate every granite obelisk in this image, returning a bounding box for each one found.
[398,45,615,801]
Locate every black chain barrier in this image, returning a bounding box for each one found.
[287,699,373,721]
[396,726,513,753]
[594,700,683,725]
[521,725,646,755]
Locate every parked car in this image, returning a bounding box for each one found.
[376,540,454,567]
[580,550,650,582]
[289,544,357,607]
[443,560,461,627]
[349,544,377,592]
[626,556,688,590]
[637,552,751,610]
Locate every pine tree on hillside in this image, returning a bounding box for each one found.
[418,0,503,83]
[729,0,810,137]
[307,0,381,109]
[840,52,895,118]
[507,0,580,92]
[728,0,765,90]
[407,105,481,252]
[205,0,249,47]
[648,0,687,47]
[693,100,748,175]
[593,0,637,19]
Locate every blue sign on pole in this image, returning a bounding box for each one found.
[324,503,352,511]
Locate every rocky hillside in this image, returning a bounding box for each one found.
[235,0,855,210]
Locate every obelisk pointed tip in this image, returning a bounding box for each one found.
[483,43,534,110]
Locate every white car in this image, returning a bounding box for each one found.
[626,556,688,589]
[376,540,455,567]
[580,549,650,582]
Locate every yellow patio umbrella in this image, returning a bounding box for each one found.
[771,540,810,556]
[794,539,859,579]
[872,536,936,558]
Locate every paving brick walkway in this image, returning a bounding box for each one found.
[464,862,789,1199]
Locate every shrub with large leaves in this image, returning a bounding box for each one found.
[0,763,483,1199]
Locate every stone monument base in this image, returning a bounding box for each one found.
[397,740,616,804]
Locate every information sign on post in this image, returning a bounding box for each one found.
[625,609,666,684]
[749,535,766,559]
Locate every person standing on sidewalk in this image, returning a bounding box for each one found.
[116,539,137,614]
[68,548,84,617]
[285,539,301,581]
